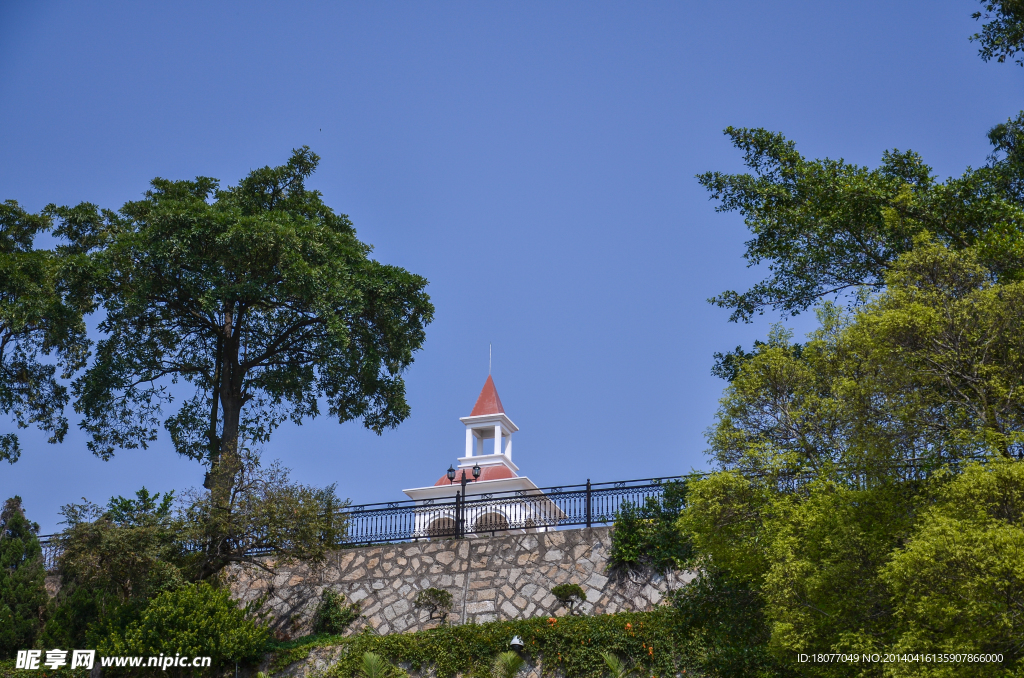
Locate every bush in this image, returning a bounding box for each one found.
[297,610,686,678]
[608,480,690,574]
[313,589,362,635]
[0,497,48,659]
[413,588,453,624]
[550,584,586,616]
[98,582,269,675]
[668,569,791,678]
[39,488,182,651]
[358,651,406,678]
[492,651,525,678]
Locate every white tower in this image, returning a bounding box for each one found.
[457,374,519,476]
[402,376,562,537]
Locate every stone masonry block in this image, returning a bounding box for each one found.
[227,526,691,638]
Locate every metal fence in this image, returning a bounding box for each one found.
[341,476,681,545]
[34,457,990,570]
[34,476,681,569]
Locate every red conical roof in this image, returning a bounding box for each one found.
[470,375,505,416]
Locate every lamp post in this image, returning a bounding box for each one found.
[452,464,482,538]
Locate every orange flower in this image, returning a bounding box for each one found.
[548,617,558,627]
[649,647,654,656]
[625,622,632,630]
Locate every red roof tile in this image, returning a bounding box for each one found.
[470,375,505,416]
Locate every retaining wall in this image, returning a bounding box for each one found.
[229,526,692,639]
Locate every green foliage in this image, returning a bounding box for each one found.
[42,470,341,648]
[549,584,586,616]
[98,581,269,675]
[413,588,453,623]
[175,457,349,580]
[698,126,1024,322]
[0,201,90,463]
[608,480,690,574]
[39,487,182,651]
[269,611,687,678]
[313,590,361,636]
[598,651,634,678]
[358,652,404,678]
[492,651,525,678]
[682,244,1024,674]
[760,482,920,671]
[50,147,433,510]
[0,497,48,659]
[669,570,789,678]
[707,244,1024,478]
[881,461,1024,676]
[972,1,1024,66]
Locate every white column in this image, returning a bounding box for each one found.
[465,428,474,457]
[505,436,512,460]
[494,425,502,455]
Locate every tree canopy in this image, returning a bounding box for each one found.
[47,147,433,499]
[0,496,48,659]
[698,123,1024,322]
[972,0,1024,65]
[0,201,90,463]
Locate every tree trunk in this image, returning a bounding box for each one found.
[208,304,244,509]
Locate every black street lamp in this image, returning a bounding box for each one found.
[452,463,481,538]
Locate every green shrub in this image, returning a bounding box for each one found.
[550,584,586,616]
[313,589,362,635]
[492,651,525,678]
[599,651,635,678]
[0,497,48,660]
[295,610,687,678]
[608,480,690,574]
[668,569,792,678]
[413,588,453,623]
[98,582,269,675]
[358,651,406,678]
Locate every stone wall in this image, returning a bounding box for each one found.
[229,526,691,639]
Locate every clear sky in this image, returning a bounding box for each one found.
[1,1,1020,533]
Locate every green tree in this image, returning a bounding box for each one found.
[50,147,433,509]
[550,584,587,616]
[706,243,1024,476]
[0,497,48,659]
[669,569,789,678]
[0,201,90,463]
[413,587,454,624]
[684,244,1024,673]
[697,127,1024,322]
[40,488,182,650]
[175,457,347,580]
[972,1,1024,65]
[882,461,1024,676]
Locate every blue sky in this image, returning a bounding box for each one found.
[1,1,1020,532]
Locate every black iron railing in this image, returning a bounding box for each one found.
[34,457,991,570]
[35,475,682,568]
[335,476,680,544]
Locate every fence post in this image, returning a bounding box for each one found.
[586,479,592,528]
